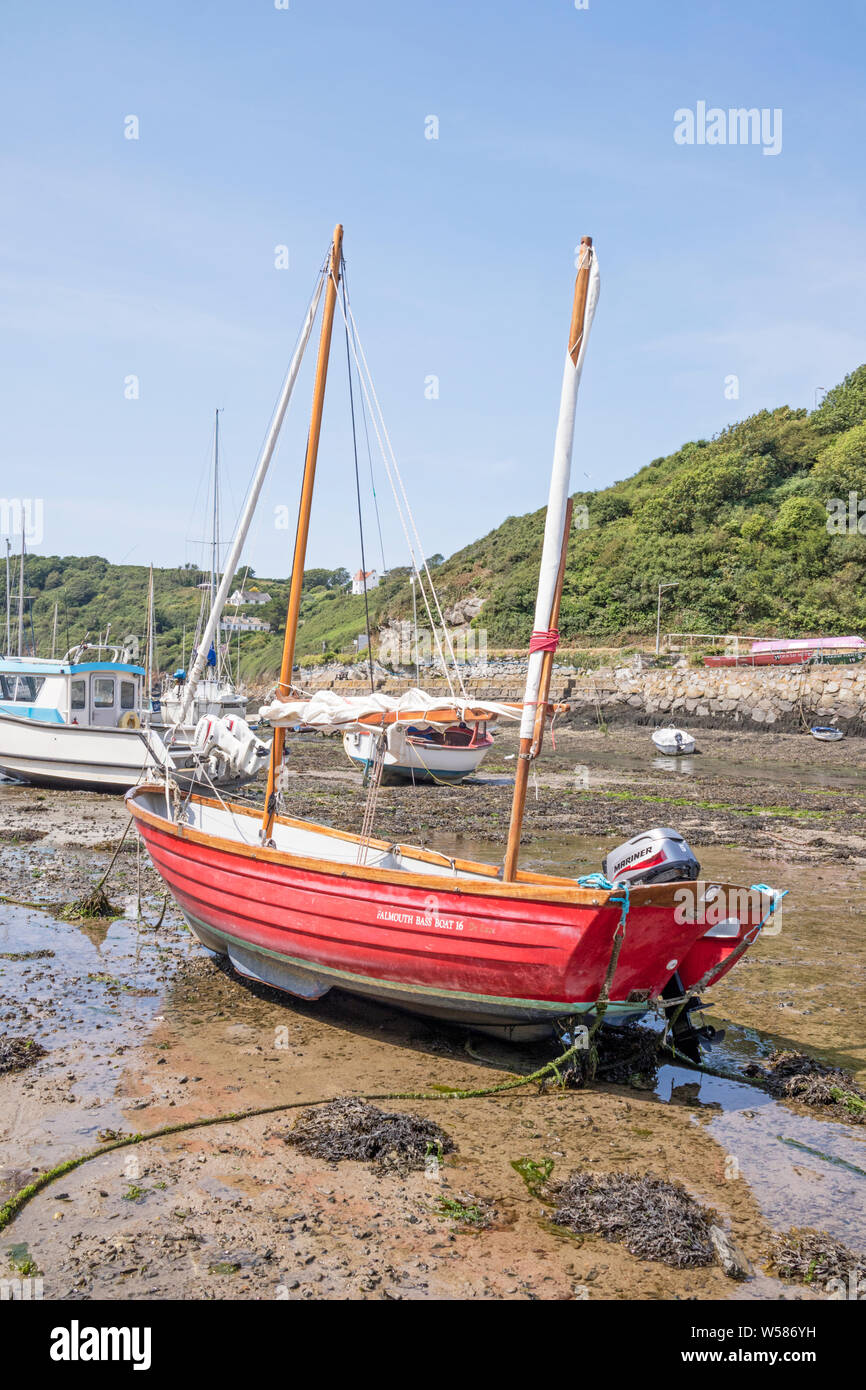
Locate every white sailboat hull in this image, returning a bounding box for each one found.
[343,728,493,783]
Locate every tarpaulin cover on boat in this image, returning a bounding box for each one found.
[258,686,523,732]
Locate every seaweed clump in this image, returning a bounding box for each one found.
[551,1169,716,1268]
[594,1024,660,1089]
[59,886,119,921]
[284,1097,456,1174]
[768,1227,866,1290]
[744,1050,866,1122]
[0,1036,47,1075]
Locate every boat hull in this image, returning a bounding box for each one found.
[0,709,171,791]
[127,787,763,1037]
[343,728,493,784]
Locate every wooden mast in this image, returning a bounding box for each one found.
[503,237,596,882]
[262,223,343,841]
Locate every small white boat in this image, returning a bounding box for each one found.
[343,721,494,784]
[811,725,844,742]
[651,726,696,756]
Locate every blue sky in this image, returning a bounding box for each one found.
[2,0,864,578]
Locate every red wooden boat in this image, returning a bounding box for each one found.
[127,787,768,1040]
[128,228,782,1047]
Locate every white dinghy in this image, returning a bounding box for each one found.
[651,726,696,756]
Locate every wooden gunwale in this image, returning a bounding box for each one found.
[127,784,748,912]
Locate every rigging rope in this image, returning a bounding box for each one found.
[341,262,375,695]
[331,275,466,700]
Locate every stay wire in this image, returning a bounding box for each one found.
[341,259,375,694]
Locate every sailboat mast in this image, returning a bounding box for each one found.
[174,267,327,730]
[262,223,343,841]
[4,539,10,655]
[51,602,58,659]
[210,408,220,671]
[17,530,25,658]
[144,566,154,725]
[503,236,599,881]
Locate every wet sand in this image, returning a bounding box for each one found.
[1,723,864,1300]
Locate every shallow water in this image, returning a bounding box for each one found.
[657,1058,866,1253]
[0,900,194,1164]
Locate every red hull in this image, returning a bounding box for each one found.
[128,790,762,1030]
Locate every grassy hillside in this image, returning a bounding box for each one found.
[436,363,866,645]
[8,365,866,676]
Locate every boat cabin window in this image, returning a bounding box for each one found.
[0,674,45,702]
[70,679,87,711]
[93,678,115,708]
[120,680,136,710]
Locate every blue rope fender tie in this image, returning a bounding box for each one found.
[576,873,630,930]
[748,883,789,935]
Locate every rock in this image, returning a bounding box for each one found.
[709,1225,752,1280]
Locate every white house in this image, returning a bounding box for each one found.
[351,568,379,596]
[221,615,271,634]
[227,588,271,607]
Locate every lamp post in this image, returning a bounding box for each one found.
[656,581,680,656]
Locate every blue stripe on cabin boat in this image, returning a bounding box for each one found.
[0,704,64,722]
[0,659,144,676]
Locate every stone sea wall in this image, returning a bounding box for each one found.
[288,657,866,734]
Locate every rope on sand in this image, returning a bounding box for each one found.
[1,915,634,1234]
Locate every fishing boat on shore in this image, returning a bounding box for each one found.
[0,621,267,793]
[0,651,186,790]
[128,227,783,1052]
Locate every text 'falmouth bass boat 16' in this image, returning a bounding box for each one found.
[127,228,785,1050]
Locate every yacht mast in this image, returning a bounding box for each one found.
[210,408,221,677]
[4,539,10,655]
[262,224,343,841]
[175,266,327,729]
[17,530,25,657]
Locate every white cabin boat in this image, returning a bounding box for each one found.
[0,654,268,792]
[158,672,249,732]
[0,654,180,790]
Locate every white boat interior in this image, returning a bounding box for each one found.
[136,787,529,883]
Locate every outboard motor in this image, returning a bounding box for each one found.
[602,828,721,1061]
[603,827,700,887]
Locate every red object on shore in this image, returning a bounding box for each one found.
[127,787,762,1036]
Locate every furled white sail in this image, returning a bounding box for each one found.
[517,242,600,741]
[259,687,522,733]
